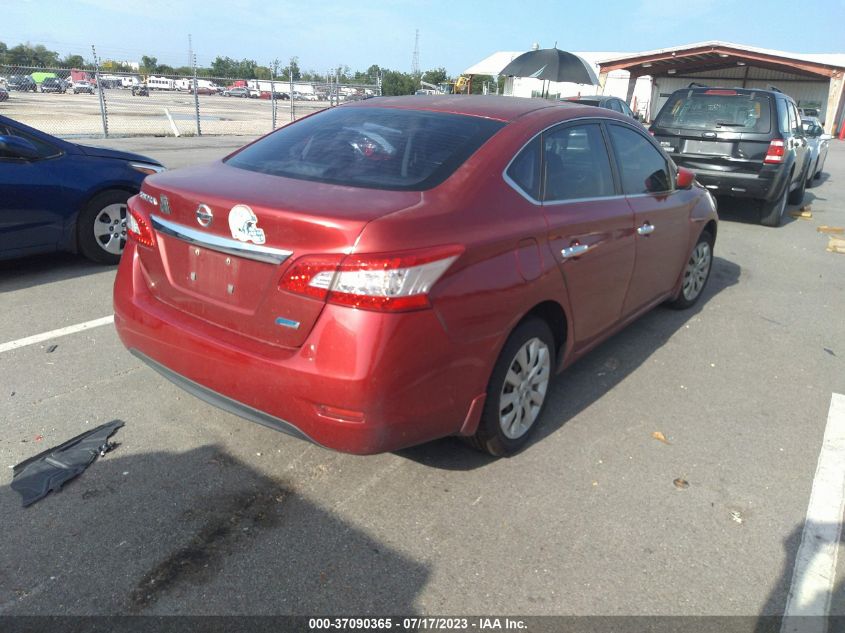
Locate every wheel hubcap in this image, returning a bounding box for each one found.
[93,203,127,255]
[682,242,712,301]
[499,337,551,440]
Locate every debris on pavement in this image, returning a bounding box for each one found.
[46,344,58,353]
[11,420,125,507]
[817,226,845,235]
[827,237,845,254]
[652,431,671,445]
[730,510,744,524]
[825,348,836,357]
[673,478,689,490]
[789,210,813,220]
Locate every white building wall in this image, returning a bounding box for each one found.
[508,71,653,116]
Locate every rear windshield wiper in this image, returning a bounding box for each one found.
[714,121,745,127]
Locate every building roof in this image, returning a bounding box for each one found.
[596,41,845,78]
[465,42,845,78]
[596,41,845,69]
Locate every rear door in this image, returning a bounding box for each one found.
[539,121,635,348]
[651,90,776,182]
[606,123,693,314]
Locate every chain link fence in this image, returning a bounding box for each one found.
[0,64,380,138]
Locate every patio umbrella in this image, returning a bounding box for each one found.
[500,48,599,88]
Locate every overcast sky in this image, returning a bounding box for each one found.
[4,0,844,74]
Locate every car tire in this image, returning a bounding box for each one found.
[77,190,131,265]
[760,180,789,227]
[468,318,555,457]
[788,166,807,205]
[668,231,714,310]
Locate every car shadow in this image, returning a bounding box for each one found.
[399,255,741,471]
[717,188,826,228]
[0,444,429,614]
[0,252,115,294]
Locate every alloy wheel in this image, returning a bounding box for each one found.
[499,337,551,439]
[93,203,128,255]
[682,241,712,301]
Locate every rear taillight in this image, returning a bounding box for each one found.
[126,208,155,247]
[764,139,786,164]
[279,245,463,312]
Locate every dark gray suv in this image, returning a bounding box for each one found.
[650,86,809,226]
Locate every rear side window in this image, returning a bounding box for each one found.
[607,125,672,195]
[607,100,623,113]
[506,137,540,200]
[543,123,615,201]
[787,102,802,135]
[655,91,772,133]
[226,106,505,191]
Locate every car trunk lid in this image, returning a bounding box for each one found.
[135,162,421,348]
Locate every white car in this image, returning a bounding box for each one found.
[801,117,831,184]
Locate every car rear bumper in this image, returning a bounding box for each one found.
[113,244,494,454]
[674,161,786,201]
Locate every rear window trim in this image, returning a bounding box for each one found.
[654,89,774,134]
[225,107,507,192]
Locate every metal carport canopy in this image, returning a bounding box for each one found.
[596,41,845,134]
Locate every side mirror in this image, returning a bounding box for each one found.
[676,167,695,189]
[0,135,41,160]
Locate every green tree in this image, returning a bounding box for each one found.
[470,74,495,94]
[5,43,60,67]
[288,56,301,81]
[380,69,416,96]
[62,54,85,68]
[422,67,448,85]
[0,42,8,65]
[140,55,158,74]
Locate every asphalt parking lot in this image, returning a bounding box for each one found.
[1,138,844,619]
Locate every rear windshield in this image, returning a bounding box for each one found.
[655,91,772,133]
[226,106,505,191]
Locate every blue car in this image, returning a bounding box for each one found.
[0,115,165,264]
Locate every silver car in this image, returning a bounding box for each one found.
[802,118,831,185]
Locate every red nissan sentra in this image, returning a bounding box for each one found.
[114,95,717,456]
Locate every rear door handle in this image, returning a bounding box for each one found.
[637,222,655,236]
[561,244,590,258]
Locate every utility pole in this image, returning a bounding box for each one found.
[271,59,279,130]
[290,66,295,122]
[92,45,108,137]
[192,53,201,136]
[188,34,193,69]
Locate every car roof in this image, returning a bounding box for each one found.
[679,86,789,100]
[344,95,565,122]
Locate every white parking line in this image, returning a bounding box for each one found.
[782,393,845,633]
[0,315,115,354]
